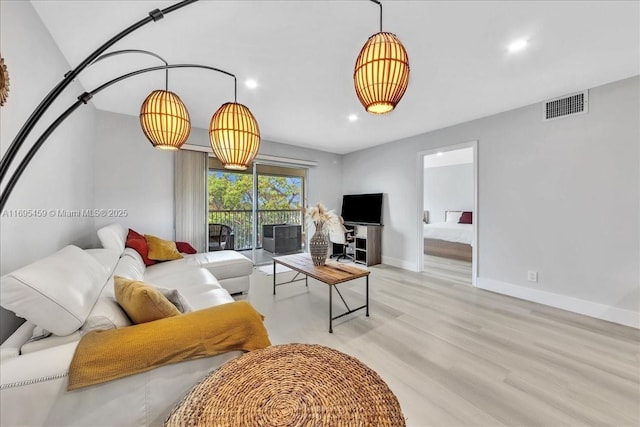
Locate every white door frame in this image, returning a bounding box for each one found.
[416,140,478,286]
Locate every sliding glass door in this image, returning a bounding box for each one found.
[207,157,306,265]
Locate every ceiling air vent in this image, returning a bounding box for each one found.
[543,90,588,121]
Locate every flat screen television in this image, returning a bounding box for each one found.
[340,193,383,225]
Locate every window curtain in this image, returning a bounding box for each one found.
[175,150,207,252]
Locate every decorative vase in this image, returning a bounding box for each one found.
[309,221,329,266]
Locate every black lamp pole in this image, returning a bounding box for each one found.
[0,59,238,211]
[0,0,199,186]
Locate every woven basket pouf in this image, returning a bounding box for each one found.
[165,343,406,426]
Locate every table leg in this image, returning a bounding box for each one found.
[273,260,276,295]
[366,275,369,317]
[329,285,333,333]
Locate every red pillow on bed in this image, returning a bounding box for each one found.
[125,229,157,266]
[458,211,473,224]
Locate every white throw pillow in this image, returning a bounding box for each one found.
[0,245,108,336]
[97,223,128,253]
[80,297,132,334]
[446,211,463,223]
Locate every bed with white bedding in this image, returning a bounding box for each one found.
[423,211,473,262]
[423,222,473,245]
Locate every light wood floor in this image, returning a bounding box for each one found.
[424,254,472,286]
[247,263,640,427]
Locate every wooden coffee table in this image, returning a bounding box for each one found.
[273,253,370,333]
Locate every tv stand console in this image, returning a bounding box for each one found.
[344,222,381,266]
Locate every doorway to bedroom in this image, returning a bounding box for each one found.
[419,143,477,286]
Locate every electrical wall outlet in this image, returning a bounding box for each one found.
[527,270,538,282]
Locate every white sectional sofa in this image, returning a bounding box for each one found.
[0,224,256,426]
[97,223,254,295]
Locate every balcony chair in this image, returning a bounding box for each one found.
[329,217,354,262]
[209,223,233,251]
[262,224,302,254]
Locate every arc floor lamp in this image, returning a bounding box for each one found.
[0,0,260,211]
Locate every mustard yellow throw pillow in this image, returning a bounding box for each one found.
[144,234,183,261]
[114,276,181,324]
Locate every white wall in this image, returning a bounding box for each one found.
[93,111,344,240]
[93,111,175,239]
[0,1,97,341]
[257,141,343,215]
[424,163,474,223]
[343,76,640,327]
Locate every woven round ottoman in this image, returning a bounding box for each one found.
[165,343,405,426]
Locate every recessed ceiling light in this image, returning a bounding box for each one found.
[245,79,258,89]
[436,152,443,156]
[508,39,528,53]
[348,114,358,122]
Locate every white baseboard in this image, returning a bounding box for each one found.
[382,255,418,272]
[477,278,639,329]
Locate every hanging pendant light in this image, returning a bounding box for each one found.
[209,102,261,170]
[135,58,260,168]
[140,89,191,150]
[354,0,410,114]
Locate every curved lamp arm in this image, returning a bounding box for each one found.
[0,0,199,183]
[91,49,170,90]
[0,63,237,211]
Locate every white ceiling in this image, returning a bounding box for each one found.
[31,0,639,155]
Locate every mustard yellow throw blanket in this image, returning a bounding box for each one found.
[68,301,271,391]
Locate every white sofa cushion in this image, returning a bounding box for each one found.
[0,246,108,336]
[165,284,234,311]
[144,268,221,289]
[20,331,82,354]
[111,249,146,284]
[190,251,254,281]
[97,223,128,253]
[85,248,122,277]
[141,258,191,279]
[144,251,253,282]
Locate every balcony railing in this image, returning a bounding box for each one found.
[208,209,303,250]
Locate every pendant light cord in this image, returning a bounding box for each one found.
[369,0,382,32]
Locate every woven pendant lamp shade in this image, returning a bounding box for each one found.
[209,102,261,170]
[354,32,410,114]
[140,90,191,150]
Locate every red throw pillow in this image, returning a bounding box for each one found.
[125,229,156,266]
[127,228,144,241]
[458,211,473,224]
[175,241,197,254]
